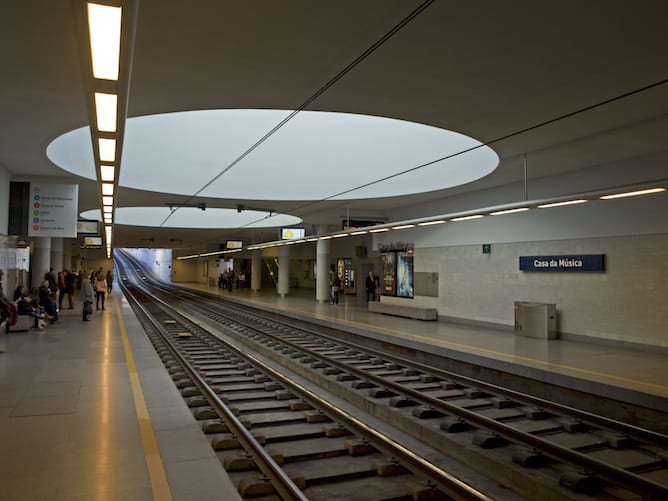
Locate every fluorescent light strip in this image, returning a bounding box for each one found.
[103,206,112,214]
[87,3,122,81]
[100,164,115,181]
[418,220,446,226]
[369,228,389,233]
[391,224,415,230]
[600,187,665,200]
[350,230,368,235]
[101,183,114,195]
[94,92,117,132]
[451,214,484,221]
[319,236,333,240]
[332,233,348,238]
[98,138,116,162]
[490,207,530,216]
[102,196,113,205]
[538,199,588,208]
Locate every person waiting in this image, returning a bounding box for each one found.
[14,286,49,328]
[365,271,376,302]
[94,273,107,310]
[38,281,59,323]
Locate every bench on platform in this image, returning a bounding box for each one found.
[6,314,33,333]
[367,301,437,321]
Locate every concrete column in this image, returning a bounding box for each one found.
[50,238,63,272]
[277,245,290,297]
[316,238,331,302]
[251,251,262,292]
[32,237,51,288]
[63,239,73,271]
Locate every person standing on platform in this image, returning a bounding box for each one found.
[94,273,107,310]
[106,270,113,293]
[330,272,341,305]
[57,271,66,310]
[81,271,94,321]
[45,268,58,301]
[365,271,375,302]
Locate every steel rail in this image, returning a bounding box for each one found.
[118,255,491,500]
[119,252,668,498]
[118,261,310,501]
[156,284,668,499]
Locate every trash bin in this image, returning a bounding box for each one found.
[514,302,557,339]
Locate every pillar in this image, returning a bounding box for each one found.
[316,238,331,302]
[50,237,63,272]
[63,239,73,271]
[277,245,290,297]
[32,236,51,288]
[251,250,262,292]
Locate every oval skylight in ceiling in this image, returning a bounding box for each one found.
[80,207,302,229]
[48,109,499,200]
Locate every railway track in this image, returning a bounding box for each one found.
[117,252,668,500]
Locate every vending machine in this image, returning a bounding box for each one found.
[338,258,356,295]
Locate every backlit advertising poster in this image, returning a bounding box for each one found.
[381,252,396,296]
[396,251,414,298]
[28,183,79,238]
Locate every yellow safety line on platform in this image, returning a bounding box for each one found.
[294,307,668,393]
[115,300,174,501]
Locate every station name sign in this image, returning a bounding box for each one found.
[519,254,605,272]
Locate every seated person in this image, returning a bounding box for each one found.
[38,281,59,323]
[14,286,49,328]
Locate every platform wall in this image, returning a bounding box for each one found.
[375,184,668,347]
[415,233,668,347]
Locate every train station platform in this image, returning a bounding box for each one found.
[183,283,668,423]
[0,290,237,501]
[1,281,665,500]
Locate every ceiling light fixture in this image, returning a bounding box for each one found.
[600,187,665,200]
[417,220,446,226]
[100,164,115,181]
[94,92,118,132]
[490,207,530,216]
[451,214,484,221]
[87,3,122,81]
[101,183,114,195]
[98,138,116,162]
[538,199,588,208]
[369,228,389,233]
[350,230,368,235]
[391,224,416,230]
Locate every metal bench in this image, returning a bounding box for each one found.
[367,301,437,321]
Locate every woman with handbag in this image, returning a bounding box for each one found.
[80,272,94,321]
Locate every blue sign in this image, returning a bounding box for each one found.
[519,254,605,272]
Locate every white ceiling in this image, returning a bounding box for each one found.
[2,0,667,251]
